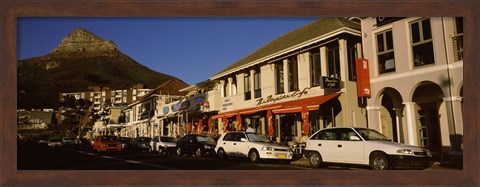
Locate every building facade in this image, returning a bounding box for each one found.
[360,17,463,158]
[207,17,364,144]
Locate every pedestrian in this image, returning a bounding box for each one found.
[246,124,255,133]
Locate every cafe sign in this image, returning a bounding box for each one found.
[255,87,310,106]
[321,76,341,89]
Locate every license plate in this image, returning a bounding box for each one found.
[277,154,286,159]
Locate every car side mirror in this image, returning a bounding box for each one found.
[240,138,247,142]
[350,135,361,141]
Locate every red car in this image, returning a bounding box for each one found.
[93,135,122,152]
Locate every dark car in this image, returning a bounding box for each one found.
[117,137,134,151]
[176,134,216,157]
[131,137,152,152]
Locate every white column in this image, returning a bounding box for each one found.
[220,80,225,98]
[228,77,233,96]
[366,105,381,131]
[250,69,255,99]
[283,59,289,93]
[320,46,328,77]
[443,96,464,135]
[403,102,418,146]
[356,43,363,58]
[339,39,348,82]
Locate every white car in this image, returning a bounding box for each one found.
[150,136,176,154]
[303,127,433,170]
[215,131,293,162]
[48,138,64,148]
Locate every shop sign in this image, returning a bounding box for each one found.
[171,102,181,112]
[355,58,371,98]
[222,98,233,111]
[255,87,310,106]
[180,101,190,110]
[321,77,340,89]
[195,96,204,105]
[163,106,169,115]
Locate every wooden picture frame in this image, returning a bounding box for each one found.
[2,0,478,186]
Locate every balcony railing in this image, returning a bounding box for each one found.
[452,34,464,61]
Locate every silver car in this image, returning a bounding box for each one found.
[150,136,176,154]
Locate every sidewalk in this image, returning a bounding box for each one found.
[290,156,462,170]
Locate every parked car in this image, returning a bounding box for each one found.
[150,136,176,154]
[215,131,293,162]
[117,137,134,151]
[92,135,122,152]
[62,137,75,145]
[176,134,216,157]
[303,127,433,170]
[131,137,152,152]
[47,137,64,148]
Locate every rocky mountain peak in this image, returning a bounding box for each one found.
[50,28,119,56]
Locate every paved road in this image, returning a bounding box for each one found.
[17,142,461,170]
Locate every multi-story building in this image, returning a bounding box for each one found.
[59,83,151,111]
[17,109,55,130]
[58,83,152,123]
[121,79,189,138]
[206,17,364,144]
[360,17,463,158]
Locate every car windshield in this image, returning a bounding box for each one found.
[160,137,175,142]
[246,133,272,143]
[100,136,117,141]
[137,137,151,142]
[355,128,391,141]
[196,136,215,143]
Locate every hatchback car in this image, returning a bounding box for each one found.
[48,137,64,148]
[216,131,293,162]
[92,135,122,152]
[131,137,152,152]
[150,136,176,154]
[303,127,433,170]
[176,134,216,157]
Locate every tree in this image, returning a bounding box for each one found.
[59,95,94,137]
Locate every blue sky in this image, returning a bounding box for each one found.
[18,17,319,85]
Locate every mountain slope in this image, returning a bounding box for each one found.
[17,28,187,109]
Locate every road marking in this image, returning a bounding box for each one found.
[68,148,178,170]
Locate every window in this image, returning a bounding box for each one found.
[288,56,299,92]
[244,73,251,101]
[275,61,284,94]
[327,46,341,78]
[223,79,228,97]
[347,43,358,81]
[410,18,435,67]
[254,68,261,98]
[377,30,396,74]
[453,17,463,61]
[310,48,322,86]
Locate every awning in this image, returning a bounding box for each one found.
[212,92,341,118]
[272,92,341,114]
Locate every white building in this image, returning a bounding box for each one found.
[360,17,463,158]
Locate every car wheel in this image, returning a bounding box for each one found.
[217,148,227,160]
[370,152,389,170]
[195,148,204,157]
[248,150,260,162]
[309,152,323,168]
[158,147,164,154]
[176,147,183,156]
